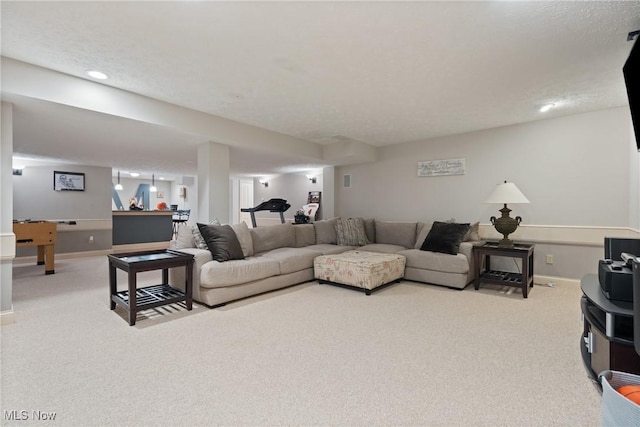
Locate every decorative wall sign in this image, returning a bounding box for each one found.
[417,158,466,177]
[54,171,85,191]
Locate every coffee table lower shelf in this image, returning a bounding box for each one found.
[480,270,524,285]
[112,284,187,312]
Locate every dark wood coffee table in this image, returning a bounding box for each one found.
[108,249,194,325]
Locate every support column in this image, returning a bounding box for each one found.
[322,166,335,219]
[1,102,16,324]
[197,142,230,224]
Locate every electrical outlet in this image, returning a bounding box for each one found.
[89,236,94,244]
[546,254,554,264]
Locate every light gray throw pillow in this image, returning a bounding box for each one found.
[335,217,369,246]
[192,218,221,249]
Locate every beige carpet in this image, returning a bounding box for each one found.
[2,255,601,426]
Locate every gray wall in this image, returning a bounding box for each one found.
[13,164,113,255]
[335,107,635,226]
[111,176,174,210]
[14,164,112,220]
[334,107,639,280]
[252,172,324,223]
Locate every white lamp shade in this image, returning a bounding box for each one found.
[484,182,530,204]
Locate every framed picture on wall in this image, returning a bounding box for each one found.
[54,171,85,191]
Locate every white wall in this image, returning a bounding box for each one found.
[336,107,633,226]
[252,172,324,225]
[14,164,112,220]
[334,107,638,280]
[111,176,173,210]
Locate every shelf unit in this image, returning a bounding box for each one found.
[580,274,640,383]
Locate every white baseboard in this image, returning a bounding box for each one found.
[12,249,113,264]
[534,274,580,287]
[1,307,15,325]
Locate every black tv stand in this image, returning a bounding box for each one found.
[581,274,640,384]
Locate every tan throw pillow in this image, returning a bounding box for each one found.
[175,224,196,249]
[335,217,369,246]
[231,221,254,257]
[464,221,480,241]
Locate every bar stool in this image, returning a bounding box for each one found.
[172,209,190,237]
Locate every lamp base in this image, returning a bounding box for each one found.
[490,204,522,249]
[497,238,515,248]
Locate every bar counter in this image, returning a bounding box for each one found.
[112,210,173,245]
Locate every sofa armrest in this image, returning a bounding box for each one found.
[168,248,212,302]
[458,242,473,261]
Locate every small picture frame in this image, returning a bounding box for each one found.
[156,191,164,198]
[54,171,85,191]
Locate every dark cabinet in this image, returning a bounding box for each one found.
[581,274,640,381]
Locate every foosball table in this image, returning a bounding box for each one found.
[13,220,57,274]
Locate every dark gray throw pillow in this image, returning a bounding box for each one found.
[420,221,470,255]
[197,223,245,262]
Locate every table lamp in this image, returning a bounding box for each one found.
[484,181,530,248]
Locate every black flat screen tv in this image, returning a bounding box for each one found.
[623,33,640,151]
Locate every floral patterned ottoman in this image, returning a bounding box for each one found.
[313,250,406,295]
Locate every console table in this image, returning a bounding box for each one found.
[473,242,534,298]
[108,249,194,326]
[581,274,640,382]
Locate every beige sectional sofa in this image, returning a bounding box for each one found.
[169,218,479,308]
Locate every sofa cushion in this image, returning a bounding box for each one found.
[363,218,376,244]
[375,220,417,248]
[314,217,338,244]
[398,248,469,274]
[231,221,254,257]
[175,224,196,249]
[197,223,245,262]
[359,243,407,254]
[305,244,355,255]
[250,223,296,253]
[199,257,281,288]
[335,217,369,246]
[294,224,316,247]
[259,247,321,274]
[420,221,470,255]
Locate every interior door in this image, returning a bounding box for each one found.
[239,179,254,227]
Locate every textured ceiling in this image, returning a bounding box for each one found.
[2,1,640,177]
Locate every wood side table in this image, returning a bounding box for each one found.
[473,242,534,298]
[108,249,194,325]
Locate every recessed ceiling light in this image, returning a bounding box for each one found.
[87,70,108,80]
[540,103,556,113]
[129,172,140,177]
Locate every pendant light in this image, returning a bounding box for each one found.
[150,174,157,192]
[114,170,123,190]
